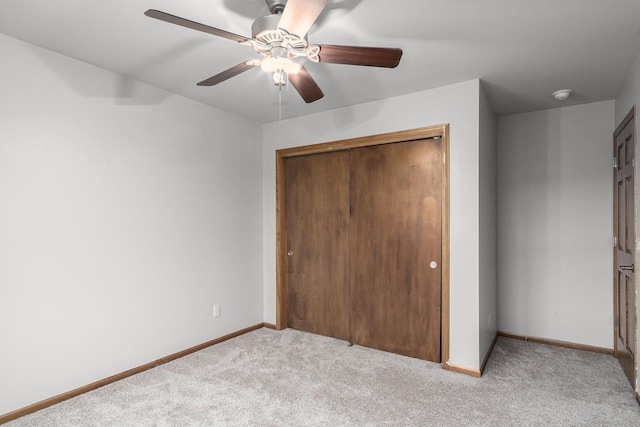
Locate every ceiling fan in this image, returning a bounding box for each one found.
[145,0,403,103]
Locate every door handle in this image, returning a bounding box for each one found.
[620,264,634,272]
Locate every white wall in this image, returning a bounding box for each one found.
[497,101,615,349]
[479,83,497,365]
[615,54,640,125]
[262,79,483,370]
[0,34,263,415]
[615,51,640,394]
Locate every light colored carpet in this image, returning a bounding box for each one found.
[6,328,640,426]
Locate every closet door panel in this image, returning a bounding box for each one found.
[284,151,350,340]
[350,139,442,361]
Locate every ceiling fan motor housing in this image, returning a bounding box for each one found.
[265,0,287,14]
[251,14,282,42]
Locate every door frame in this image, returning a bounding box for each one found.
[275,124,451,367]
[613,106,638,391]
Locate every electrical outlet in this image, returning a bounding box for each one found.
[213,304,220,318]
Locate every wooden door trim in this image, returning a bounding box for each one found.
[613,105,637,390]
[275,124,451,368]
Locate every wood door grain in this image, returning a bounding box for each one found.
[614,110,636,387]
[285,151,350,340]
[350,139,442,362]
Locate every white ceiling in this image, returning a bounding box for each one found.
[2,0,640,123]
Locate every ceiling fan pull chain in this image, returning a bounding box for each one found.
[279,86,282,125]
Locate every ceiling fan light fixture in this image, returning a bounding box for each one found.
[285,62,302,74]
[260,47,302,75]
[273,69,287,87]
[261,56,281,72]
[261,56,301,74]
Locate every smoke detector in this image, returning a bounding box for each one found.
[552,89,572,100]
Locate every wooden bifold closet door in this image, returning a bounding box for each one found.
[285,138,442,362]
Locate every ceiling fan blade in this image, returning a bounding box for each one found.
[277,0,328,37]
[145,9,250,43]
[197,61,259,86]
[288,66,324,103]
[317,45,403,68]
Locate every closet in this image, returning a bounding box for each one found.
[277,127,447,363]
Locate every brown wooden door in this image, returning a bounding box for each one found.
[349,139,442,362]
[614,112,637,387]
[285,151,350,340]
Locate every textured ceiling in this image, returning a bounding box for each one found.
[1,0,640,122]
